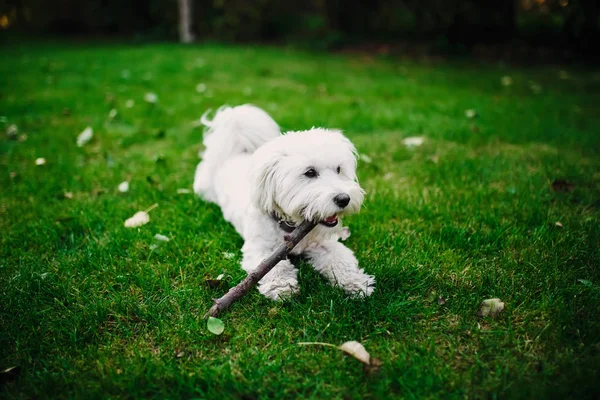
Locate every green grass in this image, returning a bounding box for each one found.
[1,38,600,399]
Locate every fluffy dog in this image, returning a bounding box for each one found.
[193,105,375,300]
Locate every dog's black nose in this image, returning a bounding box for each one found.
[333,194,350,208]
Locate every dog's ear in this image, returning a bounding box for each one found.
[249,152,280,213]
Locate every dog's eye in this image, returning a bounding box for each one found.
[304,168,317,178]
[336,166,341,174]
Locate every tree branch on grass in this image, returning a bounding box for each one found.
[205,220,317,318]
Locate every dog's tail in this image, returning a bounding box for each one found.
[193,104,280,201]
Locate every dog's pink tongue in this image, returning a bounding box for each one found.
[324,215,338,223]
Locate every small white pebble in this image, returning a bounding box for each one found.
[35,157,46,166]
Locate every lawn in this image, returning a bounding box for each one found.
[1,39,599,399]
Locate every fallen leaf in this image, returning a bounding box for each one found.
[402,136,425,148]
[501,76,513,86]
[124,204,157,228]
[6,124,18,139]
[207,316,225,335]
[551,179,575,192]
[359,154,372,163]
[35,157,46,166]
[465,109,478,119]
[196,83,206,93]
[77,127,93,147]
[118,181,129,193]
[64,192,73,199]
[0,366,20,384]
[339,341,371,365]
[124,211,149,228]
[18,134,27,142]
[555,221,563,228]
[154,233,169,242]
[205,274,227,288]
[175,351,185,358]
[125,99,135,108]
[529,81,542,94]
[478,298,505,317]
[144,92,158,104]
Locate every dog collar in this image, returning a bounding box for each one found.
[270,212,297,233]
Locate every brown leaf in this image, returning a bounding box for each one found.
[551,179,575,193]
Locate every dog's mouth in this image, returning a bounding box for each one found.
[320,214,339,227]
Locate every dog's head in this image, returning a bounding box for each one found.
[249,128,364,227]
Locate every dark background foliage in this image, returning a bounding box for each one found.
[0,1,598,57]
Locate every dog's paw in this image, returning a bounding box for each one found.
[339,272,375,298]
[258,280,299,301]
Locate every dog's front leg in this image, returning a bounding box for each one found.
[241,246,299,301]
[305,240,375,297]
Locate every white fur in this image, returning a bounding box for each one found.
[193,104,375,300]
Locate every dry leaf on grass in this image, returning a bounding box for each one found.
[359,154,373,163]
[77,127,93,147]
[205,274,227,288]
[118,181,129,193]
[465,109,478,119]
[144,92,158,103]
[154,234,169,242]
[478,298,505,317]
[124,204,157,228]
[339,341,371,365]
[501,76,513,86]
[298,340,380,370]
[402,136,425,148]
[6,124,18,139]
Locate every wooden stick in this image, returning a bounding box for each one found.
[205,219,317,318]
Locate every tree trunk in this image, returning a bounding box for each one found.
[178,0,194,43]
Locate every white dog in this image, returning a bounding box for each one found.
[193,105,375,300]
